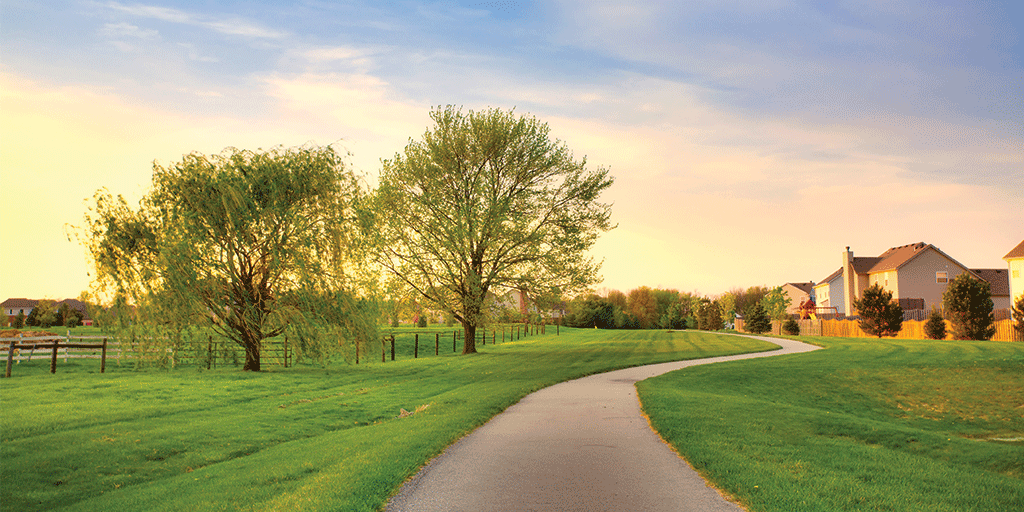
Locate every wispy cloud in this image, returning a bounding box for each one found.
[104,2,288,39]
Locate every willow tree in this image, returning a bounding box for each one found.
[374,106,614,354]
[82,145,370,371]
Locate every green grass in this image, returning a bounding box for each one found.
[638,336,1024,512]
[1,328,775,512]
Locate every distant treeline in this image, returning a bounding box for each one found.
[563,285,789,330]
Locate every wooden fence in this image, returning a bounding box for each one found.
[737,318,1020,341]
[2,335,109,377]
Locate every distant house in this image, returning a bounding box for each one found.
[3,298,38,325]
[1004,240,1024,319]
[814,243,997,317]
[1,297,93,327]
[781,282,815,315]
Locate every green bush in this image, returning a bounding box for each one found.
[782,318,800,335]
[943,274,995,340]
[417,315,427,328]
[924,308,947,340]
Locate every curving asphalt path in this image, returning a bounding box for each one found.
[385,334,820,512]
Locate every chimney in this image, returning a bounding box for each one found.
[843,247,856,316]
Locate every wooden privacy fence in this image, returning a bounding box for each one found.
[737,318,1020,342]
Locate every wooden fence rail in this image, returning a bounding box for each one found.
[2,335,108,377]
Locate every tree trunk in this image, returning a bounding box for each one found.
[242,335,262,371]
[462,323,478,355]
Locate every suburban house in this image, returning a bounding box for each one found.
[1005,240,1024,319]
[814,243,1008,318]
[969,268,1011,312]
[781,282,815,315]
[3,298,37,321]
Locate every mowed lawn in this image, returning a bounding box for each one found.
[1,328,775,512]
[639,336,1024,512]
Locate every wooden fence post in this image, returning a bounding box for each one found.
[207,335,213,370]
[4,338,15,378]
[101,339,107,373]
[284,335,289,368]
[391,335,396,361]
[453,331,457,352]
[50,340,59,374]
[414,334,419,359]
[435,333,439,356]
[355,339,360,365]
[381,337,386,363]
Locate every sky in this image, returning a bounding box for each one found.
[1,0,1022,302]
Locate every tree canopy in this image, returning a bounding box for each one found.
[373,106,614,353]
[82,145,374,370]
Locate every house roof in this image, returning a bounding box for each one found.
[1,298,38,309]
[817,268,843,286]
[853,257,883,273]
[864,242,973,277]
[1004,240,1024,260]
[784,282,815,294]
[970,268,1011,297]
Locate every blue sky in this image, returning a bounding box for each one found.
[2,0,1022,301]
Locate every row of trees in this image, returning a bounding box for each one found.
[562,284,794,332]
[80,106,614,370]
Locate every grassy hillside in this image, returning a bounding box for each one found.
[1,328,774,512]
[638,336,1024,512]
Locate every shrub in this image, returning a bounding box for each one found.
[942,273,995,340]
[13,311,25,329]
[782,318,800,336]
[924,308,947,340]
[417,315,427,328]
[745,303,771,334]
[852,284,903,338]
[1012,295,1024,342]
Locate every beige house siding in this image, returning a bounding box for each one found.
[893,248,971,312]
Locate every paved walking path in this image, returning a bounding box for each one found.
[385,335,820,512]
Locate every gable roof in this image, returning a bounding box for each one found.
[864,242,973,276]
[1,298,38,309]
[817,268,843,286]
[970,268,1010,296]
[784,282,815,294]
[1004,240,1024,260]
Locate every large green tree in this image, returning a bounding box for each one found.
[852,284,904,338]
[942,273,995,341]
[82,145,372,371]
[374,106,614,353]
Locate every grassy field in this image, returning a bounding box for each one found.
[638,336,1024,512]
[1,328,775,512]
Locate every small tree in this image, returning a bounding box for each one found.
[13,311,25,329]
[782,318,800,336]
[417,314,428,328]
[760,286,792,321]
[924,308,947,340]
[943,273,995,341]
[1012,295,1024,342]
[745,302,771,334]
[852,284,903,338]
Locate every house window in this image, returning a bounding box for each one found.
[936,271,948,284]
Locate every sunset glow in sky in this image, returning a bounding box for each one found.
[2,1,1022,302]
